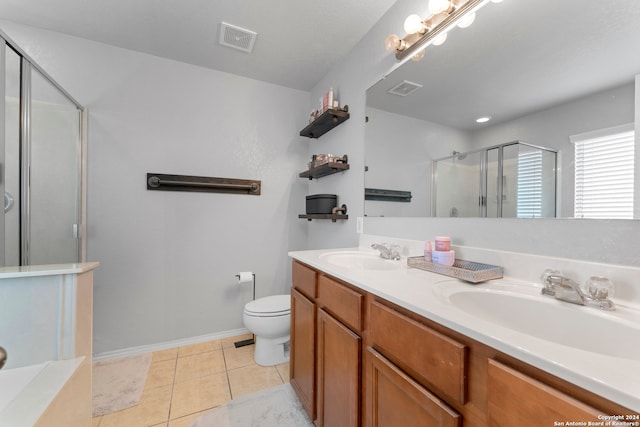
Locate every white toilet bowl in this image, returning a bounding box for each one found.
[243,294,291,366]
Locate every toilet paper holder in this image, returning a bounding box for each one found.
[235,272,256,348]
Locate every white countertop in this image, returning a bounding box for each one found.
[0,262,100,279]
[289,247,640,413]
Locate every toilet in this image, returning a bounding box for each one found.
[243,294,291,366]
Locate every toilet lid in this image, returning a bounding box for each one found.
[244,294,290,316]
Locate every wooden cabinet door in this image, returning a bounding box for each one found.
[317,308,361,427]
[487,359,604,426]
[365,347,461,427]
[290,288,317,420]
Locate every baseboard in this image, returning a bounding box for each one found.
[92,328,251,361]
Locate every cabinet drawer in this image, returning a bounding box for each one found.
[317,275,364,332]
[292,260,317,299]
[487,359,603,426]
[365,347,461,427]
[369,300,467,405]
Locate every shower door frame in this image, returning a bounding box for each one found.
[432,140,558,218]
[0,31,88,266]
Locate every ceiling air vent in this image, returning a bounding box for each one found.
[388,80,423,97]
[219,22,257,53]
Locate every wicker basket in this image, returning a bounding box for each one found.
[407,256,503,283]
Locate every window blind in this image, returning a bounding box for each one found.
[517,151,543,218]
[573,127,635,219]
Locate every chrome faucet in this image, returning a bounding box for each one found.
[371,243,401,261]
[540,269,615,311]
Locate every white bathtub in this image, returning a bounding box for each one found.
[0,358,83,427]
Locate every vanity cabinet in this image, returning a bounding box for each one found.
[317,308,361,427]
[368,300,467,405]
[289,261,636,427]
[487,359,602,426]
[316,274,364,427]
[365,347,461,427]
[290,262,317,420]
[290,260,364,426]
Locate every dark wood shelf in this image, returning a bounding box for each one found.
[298,214,349,222]
[299,159,349,180]
[299,106,350,139]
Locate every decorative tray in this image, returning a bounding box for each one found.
[407,256,504,283]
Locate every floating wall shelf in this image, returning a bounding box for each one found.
[299,106,350,139]
[299,155,349,180]
[298,214,349,222]
[299,204,348,222]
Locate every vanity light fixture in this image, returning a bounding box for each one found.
[386,0,501,62]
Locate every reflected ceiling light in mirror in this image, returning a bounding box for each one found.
[457,12,476,28]
[429,0,455,15]
[476,116,492,123]
[386,0,497,62]
[433,33,448,46]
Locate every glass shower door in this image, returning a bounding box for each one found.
[2,44,21,265]
[28,67,82,265]
[433,151,484,217]
[2,38,83,266]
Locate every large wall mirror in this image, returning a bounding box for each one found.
[365,0,640,219]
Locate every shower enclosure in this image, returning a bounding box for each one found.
[433,141,557,218]
[1,31,86,266]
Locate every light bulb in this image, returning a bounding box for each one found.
[411,49,426,61]
[432,33,447,46]
[476,116,492,123]
[385,34,401,52]
[457,12,476,28]
[429,0,452,15]
[404,14,424,34]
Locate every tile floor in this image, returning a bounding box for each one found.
[91,334,290,427]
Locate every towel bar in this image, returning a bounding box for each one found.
[146,173,261,195]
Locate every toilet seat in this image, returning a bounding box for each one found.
[244,295,290,317]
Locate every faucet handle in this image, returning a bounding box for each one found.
[540,268,560,285]
[585,276,614,300]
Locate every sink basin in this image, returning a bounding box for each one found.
[434,282,640,359]
[319,250,402,271]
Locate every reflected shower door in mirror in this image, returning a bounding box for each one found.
[3,43,20,265]
[433,151,482,218]
[1,40,83,266]
[29,67,82,265]
[433,142,557,218]
[364,0,639,219]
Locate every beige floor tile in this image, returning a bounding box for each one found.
[152,348,178,363]
[99,384,172,427]
[92,416,102,427]
[145,358,177,390]
[275,362,290,382]
[222,344,256,371]
[167,410,210,427]
[177,340,221,357]
[170,372,231,419]
[221,333,253,349]
[174,350,226,383]
[227,364,283,399]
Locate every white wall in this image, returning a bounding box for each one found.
[364,107,471,217]
[307,0,640,267]
[470,83,635,217]
[0,21,310,355]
